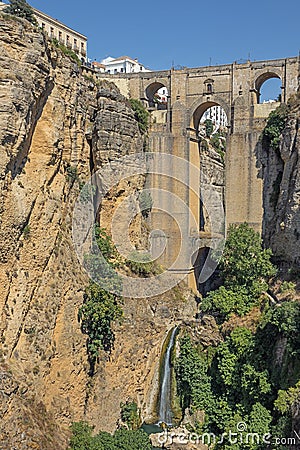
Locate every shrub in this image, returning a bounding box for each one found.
[79,227,123,369]
[78,282,123,360]
[4,0,37,25]
[201,286,254,321]
[120,401,141,430]
[202,223,276,320]
[68,422,151,450]
[261,104,288,150]
[66,166,79,183]
[138,190,153,218]
[126,250,156,277]
[129,99,149,134]
[221,223,276,292]
[205,119,214,137]
[52,38,81,65]
[22,224,30,239]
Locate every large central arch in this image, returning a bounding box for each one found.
[187,98,229,291]
[189,97,231,131]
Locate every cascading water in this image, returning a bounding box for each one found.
[158,326,178,425]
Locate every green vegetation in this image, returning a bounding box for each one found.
[210,130,226,162]
[205,119,214,138]
[261,104,288,150]
[79,183,97,204]
[83,226,122,288]
[138,190,153,218]
[279,280,296,295]
[201,223,276,320]
[120,401,141,430]
[51,38,81,65]
[66,165,79,183]
[22,224,30,239]
[80,224,162,368]
[3,0,37,25]
[175,311,299,448]
[79,227,123,370]
[175,223,300,449]
[220,223,275,291]
[68,421,151,450]
[129,99,149,134]
[78,282,123,359]
[126,250,156,277]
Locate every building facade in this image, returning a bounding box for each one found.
[0,2,87,62]
[200,105,228,127]
[101,56,150,74]
[34,8,87,62]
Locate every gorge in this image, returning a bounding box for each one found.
[0,9,300,450]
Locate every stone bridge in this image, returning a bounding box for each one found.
[98,57,299,290]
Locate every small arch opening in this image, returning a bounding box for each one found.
[145,82,168,109]
[255,73,282,104]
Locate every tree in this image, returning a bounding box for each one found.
[220,223,276,292]
[4,0,37,25]
[113,429,152,450]
[68,421,103,450]
[68,423,151,450]
[120,401,141,430]
[78,282,123,360]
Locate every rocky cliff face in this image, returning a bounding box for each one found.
[261,94,300,268]
[0,15,196,449]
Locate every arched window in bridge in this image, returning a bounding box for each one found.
[204,79,214,94]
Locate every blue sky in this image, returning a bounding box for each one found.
[27,0,299,99]
[28,0,299,69]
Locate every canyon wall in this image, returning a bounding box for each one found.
[0,15,196,449]
[261,94,300,267]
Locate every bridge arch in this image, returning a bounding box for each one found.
[254,71,282,103]
[145,81,168,109]
[189,97,231,131]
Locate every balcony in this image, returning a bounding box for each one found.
[66,41,72,49]
[81,48,86,57]
[73,45,79,54]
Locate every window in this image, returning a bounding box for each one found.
[114,68,118,74]
[41,23,45,29]
[58,31,62,41]
[74,39,77,46]
[120,68,124,73]
[66,35,70,42]
[140,66,143,71]
[207,83,212,93]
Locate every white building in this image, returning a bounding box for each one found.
[101,56,150,74]
[156,87,168,103]
[200,106,228,128]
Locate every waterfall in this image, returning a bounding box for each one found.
[158,326,178,425]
